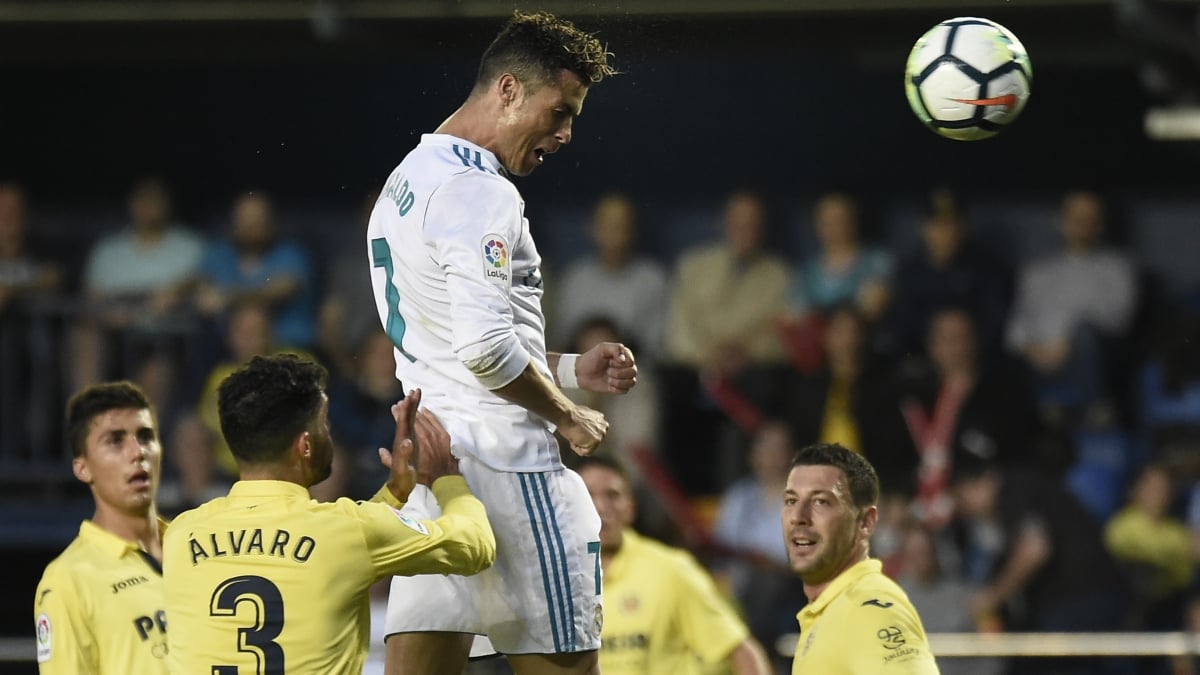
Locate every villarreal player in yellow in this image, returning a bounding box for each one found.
[578,457,773,675]
[783,443,940,674]
[163,355,495,674]
[35,382,170,674]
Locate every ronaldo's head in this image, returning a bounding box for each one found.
[471,11,616,176]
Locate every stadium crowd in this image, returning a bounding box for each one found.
[4,176,1200,674]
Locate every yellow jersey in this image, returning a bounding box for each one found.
[34,520,170,674]
[163,476,494,674]
[1105,506,1195,592]
[792,558,939,675]
[600,529,748,675]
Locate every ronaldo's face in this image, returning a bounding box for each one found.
[781,465,870,585]
[498,70,588,177]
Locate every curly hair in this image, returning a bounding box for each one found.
[476,10,616,91]
[65,381,154,458]
[217,353,327,465]
[790,442,880,511]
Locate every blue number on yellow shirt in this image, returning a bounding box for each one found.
[371,237,416,363]
[209,575,285,674]
[587,541,601,595]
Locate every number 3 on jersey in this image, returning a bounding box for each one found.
[210,575,285,674]
[371,237,416,363]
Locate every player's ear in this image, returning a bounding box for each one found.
[497,73,521,107]
[859,504,879,536]
[72,456,92,485]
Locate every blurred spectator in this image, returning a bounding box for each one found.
[778,192,892,374]
[82,177,203,311]
[781,304,917,498]
[899,307,1042,528]
[0,183,60,313]
[884,190,1011,360]
[0,183,62,455]
[1105,463,1195,630]
[665,190,789,374]
[1190,481,1200,575]
[893,523,1004,675]
[1139,309,1200,441]
[784,192,892,323]
[327,330,403,501]
[316,190,380,379]
[553,192,668,360]
[75,177,204,411]
[169,300,339,509]
[713,420,793,571]
[952,458,1130,675]
[660,190,790,495]
[194,191,317,352]
[711,420,807,669]
[1006,190,1138,412]
[874,491,917,575]
[563,315,659,462]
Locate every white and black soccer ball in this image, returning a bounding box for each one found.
[905,17,1032,141]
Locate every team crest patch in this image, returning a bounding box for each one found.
[390,508,430,535]
[35,613,52,663]
[481,235,511,286]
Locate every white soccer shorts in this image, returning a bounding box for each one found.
[384,456,603,655]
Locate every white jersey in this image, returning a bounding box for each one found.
[367,133,560,471]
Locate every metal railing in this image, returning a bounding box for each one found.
[5,632,1199,666]
[775,631,1200,658]
[0,297,204,490]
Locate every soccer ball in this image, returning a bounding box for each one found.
[905,17,1032,141]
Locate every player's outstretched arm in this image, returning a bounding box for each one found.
[370,393,495,577]
[493,362,609,455]
[550,342,637,395]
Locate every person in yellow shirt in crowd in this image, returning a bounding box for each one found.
[783,442,940,674]
[577,456,773,675]
[172,298,344,506]
[1104,462,1196,626]
[163,354,496,674]
[34,381,170,674]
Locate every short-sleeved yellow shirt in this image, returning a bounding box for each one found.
[35,520,170,674]
[793,558,940,675]
[600,529,748,675]
[164,476,493,675]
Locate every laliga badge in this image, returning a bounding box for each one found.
[391,508,430,536]
[481,235,511,287]
[36,613,52,663]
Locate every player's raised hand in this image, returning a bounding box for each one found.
[413,407,460,485]
[575,342,637,395]
[379,389,421,502]
[559,405,609,456]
